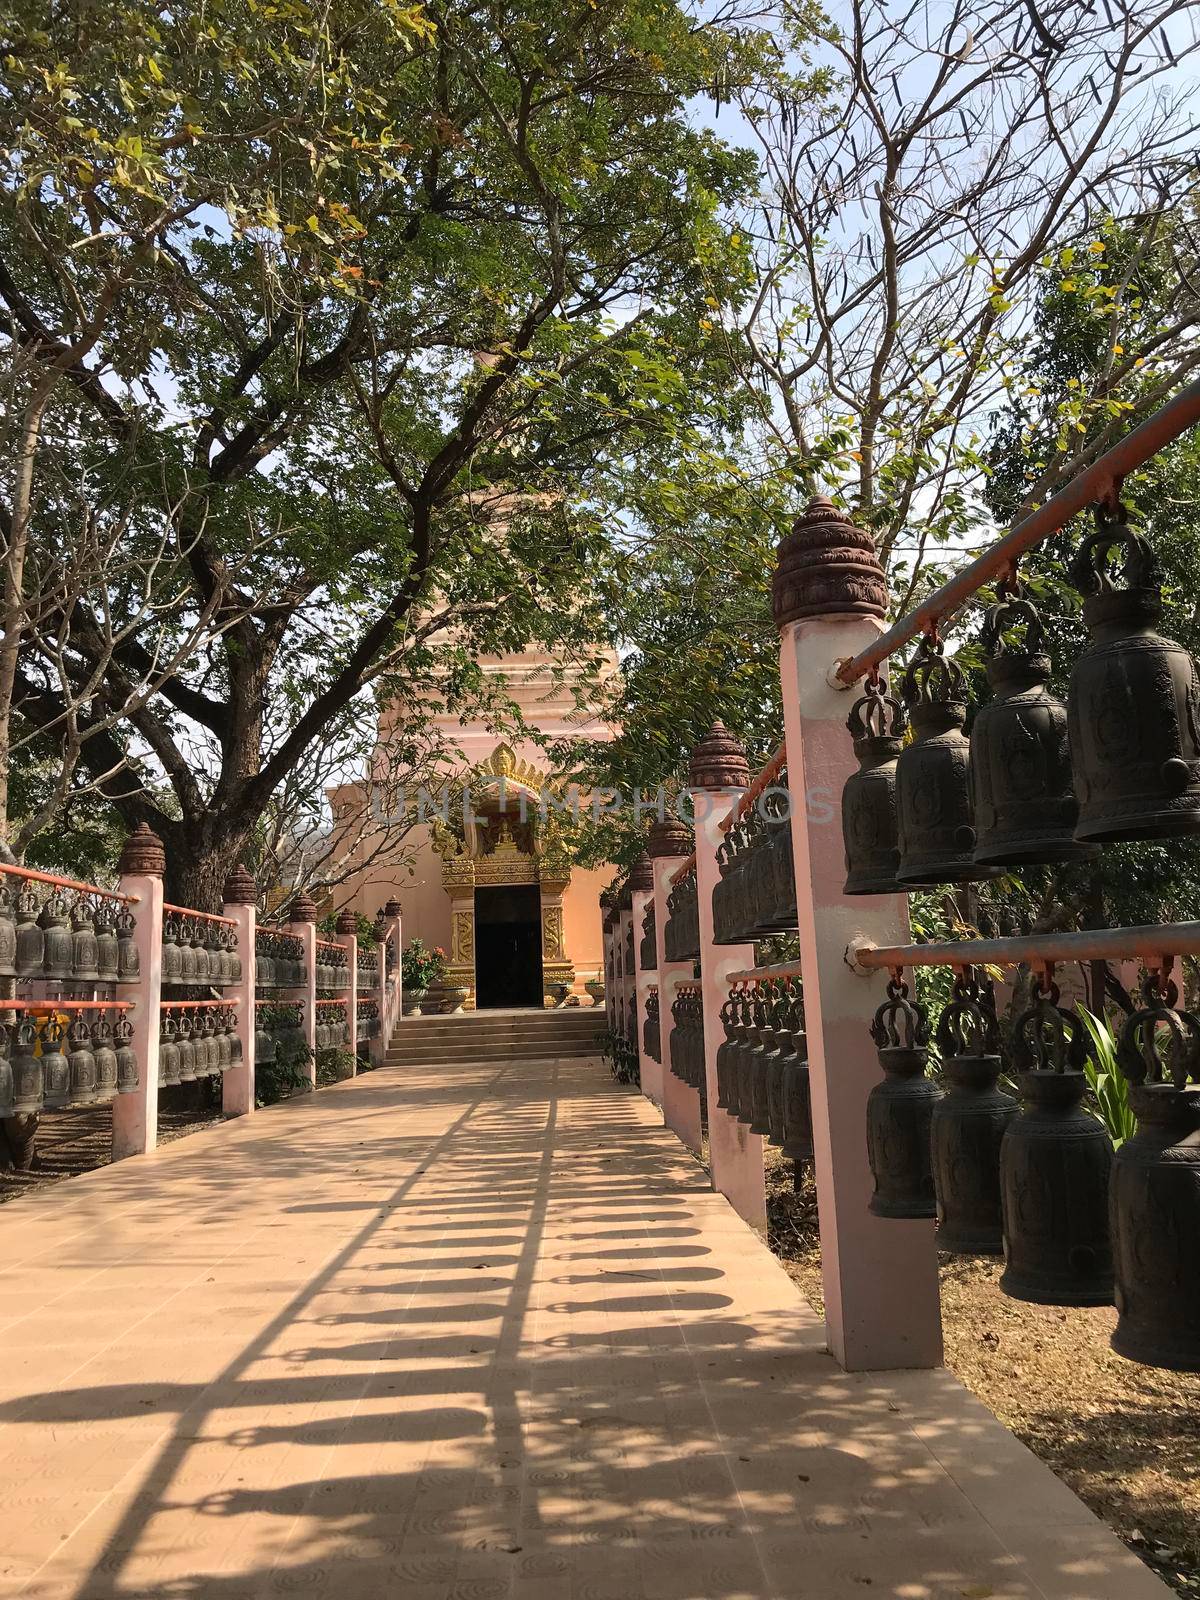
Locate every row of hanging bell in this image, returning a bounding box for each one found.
[255,1007,307,1065]
[711,780,798,944]
[1,1010,138,1116]
[643,988,661,1063]
[668,986,704,1086]
[162,914,243,987]
[663,871,700,963]
[357,1003,380,1040]
[0,884,138,983]
[314,944,349,991]
[255,930,308,988]
[843,502,1200,891]
[866,973,1115,1307]
[159,1005,242,1086]
[316,1009,352,1049]
[1109,972,1200,1372]
[715,979,812,1165]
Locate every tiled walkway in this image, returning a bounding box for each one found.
[0,1055,1169,1600]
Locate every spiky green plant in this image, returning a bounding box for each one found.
[1079,1007,1137,1148]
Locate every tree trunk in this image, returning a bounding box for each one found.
[162,818,257,911]
[0,1113,38,1171]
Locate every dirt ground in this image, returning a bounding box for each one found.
[0,1087,225,1206]
[764,1153,1200,1599]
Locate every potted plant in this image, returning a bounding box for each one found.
[400,938,444,1014]
[584,975,605,1007]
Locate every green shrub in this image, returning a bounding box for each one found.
[1078,1007,1137,1148]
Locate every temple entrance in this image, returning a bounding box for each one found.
[474,885,544,1009]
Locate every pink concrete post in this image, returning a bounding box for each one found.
[286,892,318,1090]
[617,893,634,1044]
[372,931,388,1066]
[774,496,942,1371]
[383,900,403,1031]
[111,824,165,1160]
[221,863,257,1119]
[648,816,701,1151]
[336,909,359,1077]
[628,852,660,1103]
[689,726,766,1230]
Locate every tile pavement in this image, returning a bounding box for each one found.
[0,1051,1171,1599]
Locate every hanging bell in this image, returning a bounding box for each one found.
[179,919,199,983]
[39,891,74,981]
[10,1016,43,1113]
[14,885,44,978]
[114,1015,138,1093]
[39,1016,70,1108]
[160,914,182,985]
[71,899,101,983]
[866,976,941,1217]
[643,988,660,1064]
[228,927,243,984]
[736,986,767,1127]
[762,781,798,931]
[896,636,1000,886]
[67,1013,98,1105]
[176,1015,197,1083]
[971,595,1099,866]
[193,922,212,984]
[228,1006,243,1064]
[93,1015,119,1101]
[766,980,799,1147]
[931,973,1018,1254]
[1068,501,1200,840]
[780,1003,813,1168]
[715,990,739,1112]
[999,977,1113,1306]
[0,882,17,978]
[0,1022,12,1118]
[749,981,778,1136]
[159,1012,180,1087]
[116,907,139,980]
[95,904,120,983]
[842,680,907,893]
[1109,974,1200,1371]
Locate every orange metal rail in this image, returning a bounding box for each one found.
[163,902,237,927]
[0,861,134,903]
[720,744,787,832]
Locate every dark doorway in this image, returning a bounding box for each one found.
[474,885,543,1009]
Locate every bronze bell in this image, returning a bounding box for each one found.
[931,973,1018,1254]
[14,884,44,978]
[999,978,1113,1306]
[67,1013,98,1105]
[71,899,101,982]
[971,595,1099,867]
[160,914,182,985]
[229,1006,244,1064]
[93,1015,119,1101]
[0,882,17,978]
[0,1022,12,1118]
[896,637,1000,886]
[158,1012,179,1087]
[1068,502,1200,840]
[842,680,907,894]
[762,781,798,931]
[40,1016,70,1108]
[179,919,199,983]
[116,907,139,980]
[1109,974,1200,1371]
[114,1015,138,1093]
[866,976,941,1217]
[10,1016,43,1114]
[95,904,120,982]
[39,890,74,981]
[176,1014,197,1083]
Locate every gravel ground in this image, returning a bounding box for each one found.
[764,1153,1200,1599]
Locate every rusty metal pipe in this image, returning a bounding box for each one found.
[726,960,804,983]
[852,921,1200,971]
[838,376,1200,687]
[721,743,787,831]
[0,860,135,903]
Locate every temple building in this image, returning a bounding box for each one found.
[335,647,617,1008]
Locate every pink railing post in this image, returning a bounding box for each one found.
[372,930,388,1066]
[111,824,165,1160]
[649,816,701,1152]
[287,891,318,1089]
[336,909,359,1077]
[382,899,402,1033]
[774,496,942,1371]
[617,887,633,1045]
[689,726,766,1230]
[220,863,257,1120]
[628,853,658,1098]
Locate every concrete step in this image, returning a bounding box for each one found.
[385,1045,600,1065]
